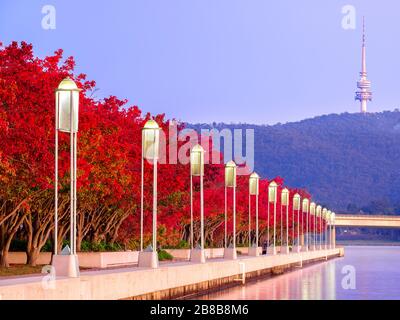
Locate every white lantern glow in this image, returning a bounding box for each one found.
[310,202,316,215]
[56,77,80,133]
[249,172,260,195]
[190,144,204,177]
[142,119,160,160]
[225,161,237,187]
[293,193,301,210]
[268,181,278,203]
[316,205,322,217]
[281,188,289,206]
[302,198,309,213]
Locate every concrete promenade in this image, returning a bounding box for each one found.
[0,248,343,300]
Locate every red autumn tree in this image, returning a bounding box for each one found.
[0,41,324,267]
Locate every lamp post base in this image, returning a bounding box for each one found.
[292,246,301,253]
[224,248,237,260]
[190,249,206,263]
[52,254,80,278]
[248,246,260,256]
[138,251,159,268]
[267,247,277,255]
[280,246,290,254]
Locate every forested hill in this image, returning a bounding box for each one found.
[188,110,400,212]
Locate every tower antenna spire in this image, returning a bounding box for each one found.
[355,16,372,113]
[362,16,366,47]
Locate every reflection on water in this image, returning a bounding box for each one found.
[197,246,400,300]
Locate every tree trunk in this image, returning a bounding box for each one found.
[0,243,10,267]
[92,231,103,245]
[76,234,82,252]
[26,247,40,267]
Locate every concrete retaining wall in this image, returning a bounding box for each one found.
[0,248,343,300]
[165,248,225,260]
[8,251,139,269]
[9,248,227,268]
[8,252,52,265]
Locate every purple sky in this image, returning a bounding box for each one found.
[1,0,399,124]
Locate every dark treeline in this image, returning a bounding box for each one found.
[189,111,400,242]
[189,110,400,212]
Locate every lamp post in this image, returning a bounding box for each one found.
[224,161,237,260]
[292,193,301,252]
[315,205,322,250]
[248,172,260,256]
[322,208,327,250]
[281,188,290,254]
[52,77,80,278]
[310,202,316,250]
[138,119,160,268]
[189,145,206,263]
[267,181,278,255]
[331,212,336,249]
[327,210,331,249]
[302,199,309,252]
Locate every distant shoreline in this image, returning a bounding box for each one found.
[337,240,400,246]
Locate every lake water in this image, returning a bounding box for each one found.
[197,246,400,300]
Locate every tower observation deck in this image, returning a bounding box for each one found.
[355,17,372,113]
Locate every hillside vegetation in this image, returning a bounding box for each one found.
[189,110,400,213]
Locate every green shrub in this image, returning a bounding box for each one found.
[106,242,122,251]
[80,240,92,252]
[41,240,52,252]
[158,249,173,261]
[78,241,123,252]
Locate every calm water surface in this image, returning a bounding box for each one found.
[197,246,400,300]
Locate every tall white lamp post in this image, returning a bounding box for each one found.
[302,198,310,252]
[267,181,278,255]
[190,145,206,263]
[138,119,160,268]
[52,77,80,278]
[248,172,260,256]
[316,205,322,250]
[309,202,316,250]
[281,188,290,254]
[292,193,301,253]
[224,161,237,260]
[322,208,327,250]
[327,210,331,249]
[331,212,336,249]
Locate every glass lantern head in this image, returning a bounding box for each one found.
[249,172,260,195]
[310,202,316,215]
[281,188,289,206]
[316,205,322,217]
[268,181,278,203]
[56,77,80,133]
[190,144,205,176]
[225,161,237,187]
[293,193,301,210]
[302,198,310,213]
[142,119,160,160]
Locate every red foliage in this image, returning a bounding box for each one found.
[0,41,325,249]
